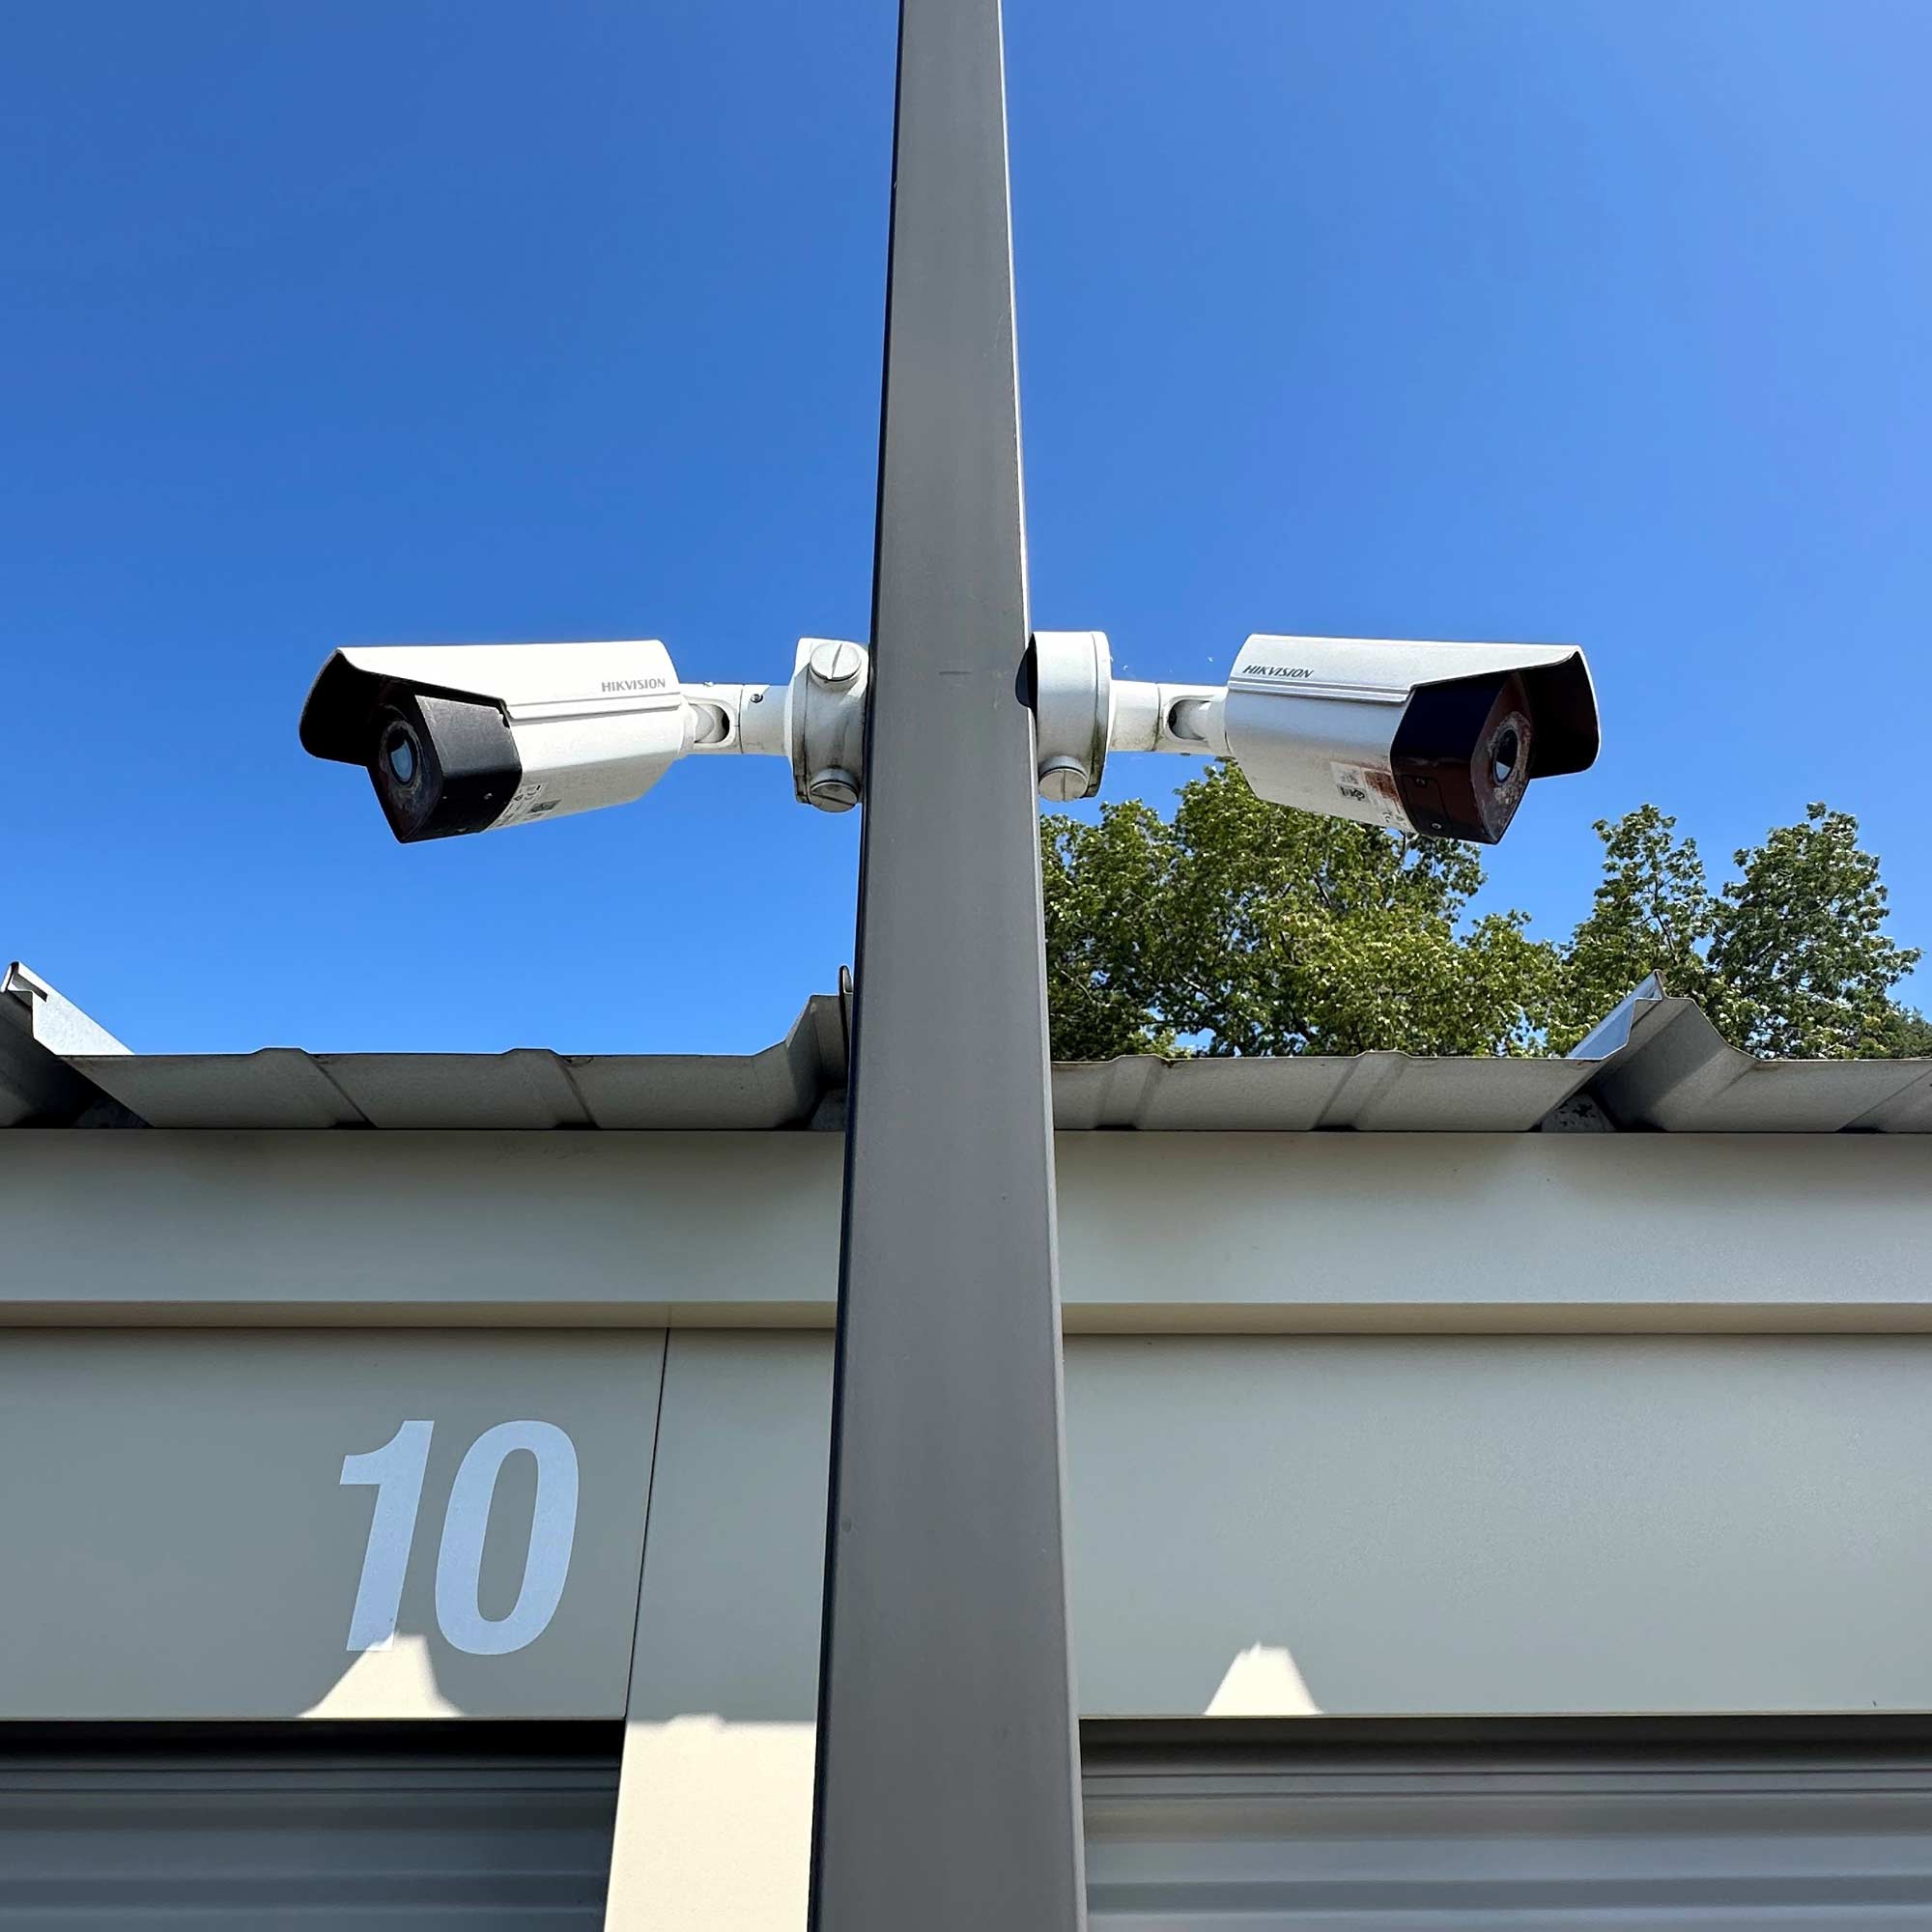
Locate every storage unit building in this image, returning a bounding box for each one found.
[5,963,1932,1926]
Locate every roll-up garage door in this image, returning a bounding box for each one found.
[0,1724,620,1930]
[1081,1719,1932,1929]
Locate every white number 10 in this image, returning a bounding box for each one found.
[340,1419,580,1656]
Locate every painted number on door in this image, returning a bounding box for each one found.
[339,1419,580,1656]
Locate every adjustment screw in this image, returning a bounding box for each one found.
[808,639,865,690]
[1037,757,1090,803]
[808,767,861,811]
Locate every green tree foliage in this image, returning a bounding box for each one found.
[1041,766,1927,1062]
[1042,761,1556,1059]
[1546,805,1714,1053]
[1708,804,1924,1058]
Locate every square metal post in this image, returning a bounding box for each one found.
[806,0,1089,1924]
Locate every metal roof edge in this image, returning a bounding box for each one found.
[1,964,138,1128]
[1585,995,1932,1133]
[1563,974,1666,1063]
[50,982,851,1132]
[9,965,1929,1133]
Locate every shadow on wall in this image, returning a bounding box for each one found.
[1065,1332,1932,1719]
[0,1329,665,1721]
[618,1332,1333,1732]
[622,1330,1932,1732]
[11,1326,1925,1739]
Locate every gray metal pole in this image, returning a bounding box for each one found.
[806,0,1088,1924]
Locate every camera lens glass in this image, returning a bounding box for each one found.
[1490,724,1520,788]
[380,718,422,789]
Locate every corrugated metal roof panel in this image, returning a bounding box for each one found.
[324,1049,595,1130]
[1852,1073,1932,1133]
[75,1049,369,1129]
[13,963,1930,1134]
[55,988,852,1133]
[1049,1050,1595,1133]
[1585,1000,1932,1134]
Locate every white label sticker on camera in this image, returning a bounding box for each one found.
[1329,763,1408,829]
[495,780,561,828]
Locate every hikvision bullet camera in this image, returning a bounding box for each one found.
[299,641,692,841]
[1031,630,1598,844]
[299,636,874,841]
[1221,635,1599,843]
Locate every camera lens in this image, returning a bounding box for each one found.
[380,718,421,789]
[1490,724,1520,788]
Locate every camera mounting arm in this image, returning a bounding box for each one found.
[1030,629,1226,802]
[682,638,870,814]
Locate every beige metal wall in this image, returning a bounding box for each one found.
[4,1125,1931,1924]
[606,1328,1932,1924]
[623,1328,1932,1728]
[0,1331,665,1719]
[6,1129,1928,1329]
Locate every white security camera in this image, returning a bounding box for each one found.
[299,637,871,842]
[1032,631,1598,844]
[299,641,692,841]
[1220,635,1599,842]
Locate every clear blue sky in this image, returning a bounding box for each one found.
[6,1,1926,1052]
